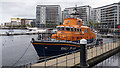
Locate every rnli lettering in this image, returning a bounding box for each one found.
[61,47,68,50]
[61,47,76,50]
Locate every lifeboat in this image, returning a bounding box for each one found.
[31,7,96,58]
[51,15,96,43]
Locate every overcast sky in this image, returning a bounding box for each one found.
[0,0,119,24]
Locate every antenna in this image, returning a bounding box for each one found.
[70,4,79,16]
[74,4,77,11]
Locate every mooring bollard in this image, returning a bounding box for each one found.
[79,39,89,68]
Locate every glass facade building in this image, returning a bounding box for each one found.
[36,5,61,28]
[94,2,120,34]
[62,5,91,25]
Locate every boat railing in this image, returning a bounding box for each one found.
[36,33,101,45]
[37,33,79,43]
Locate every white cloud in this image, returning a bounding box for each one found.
[0,0,119,24]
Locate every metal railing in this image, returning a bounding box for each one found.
[36,33,96,45]
[16,49,80,68]
[15,39,120,68]
[86,39,120,60]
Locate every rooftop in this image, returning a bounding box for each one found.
[94,2,120,9]
[37,5,60,7]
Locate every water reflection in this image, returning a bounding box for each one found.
[2,35,38,66]
[93,52,120,68]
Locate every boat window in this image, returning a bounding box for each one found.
[29,29,32,31]
[71,15,74,18]
[71,28,73,31]
[57,27,60,31]
[66,27,70,31]
[77,28,79,32]
[86,29,88,33]
[79,28,81,32]
[84,29,86,32]
[74,28,77,32]
[61,27,64,30]
[84,29,88,33]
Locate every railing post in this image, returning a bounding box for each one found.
[66,53,67,68]
[86,47,88,60]
[56,55,58,68]
[113,39,116,48]
[110,42,111,50]
[100,41,103,54]
[108,42,109,51]
[91,47,93,58]
[79,39,89,67]
[86,47,89,59]
[74,51,75,65]
[44,58,47,68]
[115,40,116,48]
[100,44,103,54]
[113,40,114,49]
[111,42,113,50]
[113,41,114,49]
[112,41,113,49]
[96,45,97,56]
[105,43,106,52]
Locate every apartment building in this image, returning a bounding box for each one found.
[62,5,92,25]
[21,19,36,27]
[36,5,61,28]
[94,2,120,34]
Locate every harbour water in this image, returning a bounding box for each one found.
[1,29,38,66]
[0,29,120,67]
[0,29,27,34]
[2,35,38,66]
[93,52,120,67]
